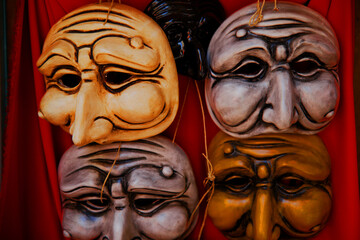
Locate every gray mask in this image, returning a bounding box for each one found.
[58,136,198,240]
[205,2,340,138]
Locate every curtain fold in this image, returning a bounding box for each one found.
[0,0,358,239]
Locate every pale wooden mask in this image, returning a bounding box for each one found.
[205,2,340,138]
[37,3,178,146]
[208,131,332,240]
[58,136,198,240]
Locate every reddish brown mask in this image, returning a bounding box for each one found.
[208,132,332,240]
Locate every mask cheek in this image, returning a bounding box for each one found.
[278,188,332,235]
[135,205,188,240]
[62,208,104,240]
[297,72,339,124]
[208,190,252,233]
[210,80,265,127]
[39,89,75,127]
[106,82,165,124]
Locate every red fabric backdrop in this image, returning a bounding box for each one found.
[0,0,359,239]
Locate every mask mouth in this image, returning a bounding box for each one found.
[221,211,251,239]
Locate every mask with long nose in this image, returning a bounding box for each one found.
[37,3,178,146]
[208,131,332,240]
[205,2,340,138]
[58,136,198,240]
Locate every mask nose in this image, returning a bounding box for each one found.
[70,77,113,146]
[262,69,298,130]
[109,208,138,240]
[247,188,280,240]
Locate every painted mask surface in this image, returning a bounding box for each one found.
[37,3,178,146]
[208,132,332,240]
[205,2,340,138]
[58,136,198,240]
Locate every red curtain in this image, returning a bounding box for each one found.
[0,0,359,239]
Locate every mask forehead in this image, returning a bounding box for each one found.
[209,132,330,179]
[205,2,340,138]
[59,136,196,187]
[41,4,160,49]
[37,3,178,146]
[210,2,338,71]
[59,136,198,240]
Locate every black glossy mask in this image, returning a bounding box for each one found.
[145,0,225,80]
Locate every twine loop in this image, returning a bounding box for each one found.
[249,0,279,27]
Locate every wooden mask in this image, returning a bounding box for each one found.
[58,136,198,240]
[208,131,332,240]
[205,2,340,138]
[37,3,178,146]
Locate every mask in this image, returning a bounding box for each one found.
[205,2,340,138]
[58,136,198,240]
[208,131,332,240]
[145,0,225,80]
[37,3,178,146]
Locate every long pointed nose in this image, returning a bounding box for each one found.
[70,80,113,146]
[262,70,298,130]
[251,188,274,240]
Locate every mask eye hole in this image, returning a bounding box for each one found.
[132,194,170,215]
[104,71,133,85]
[58,74,81,88]
[232,58,266,81]
[277,175,305,194]
[77,196,110,213]
[134,198,165,211]
[291,57,321,77]
[223,175,252,193]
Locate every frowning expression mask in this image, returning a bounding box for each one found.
[58,136,198,240]
[37,3,178,146]
[205,2,340,138]
[208,132,332,240]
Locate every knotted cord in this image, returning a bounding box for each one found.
[249,0,279,26]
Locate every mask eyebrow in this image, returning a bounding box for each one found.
[61,185,101,194]
[38,54,70,69]
[78,147,163,159]
[66,165,107,178]
[62,9,134,22]
[37,39,77,70]
[57,18,134,33]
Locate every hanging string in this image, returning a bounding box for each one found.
[187,80,215,240]
[194,81,208,158]
[99,0,121,25]
[100,143,121,202]
[273,0,279,11]
[173,78,191,143]
[187,153,215,240]
[99,0,121,3]
[249,0,279,27]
